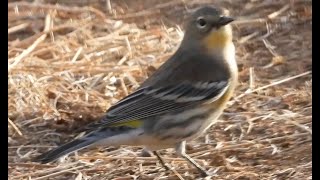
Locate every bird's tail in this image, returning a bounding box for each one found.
[33,137,96,164]
[33,126,137,164]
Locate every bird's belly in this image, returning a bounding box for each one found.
[142,107,220,146]
[189,108,224,139]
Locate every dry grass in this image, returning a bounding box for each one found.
[8,0,312,179]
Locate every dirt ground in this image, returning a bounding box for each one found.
[8,0,312,179]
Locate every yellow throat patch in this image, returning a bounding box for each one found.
[203,26,232,50]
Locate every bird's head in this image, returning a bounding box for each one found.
[182,6,235,51]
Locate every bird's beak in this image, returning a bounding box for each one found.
[218,16,235,26]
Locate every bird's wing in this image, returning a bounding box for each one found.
[88,80,230,129]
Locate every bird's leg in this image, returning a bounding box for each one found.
[153,151,170,171]
[175,141,208,177]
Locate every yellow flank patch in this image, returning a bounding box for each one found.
[110,120,143,128]
[203,27,231,50]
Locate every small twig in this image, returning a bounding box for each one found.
[256,22,275,41]
[79,156,186,162]
[8,12,52,71]
[115,0,184,19]
[116,9,161,19]
[249,71,311,93]
[170,168,185,180]
[11,162,81,179]
[230,71,311,105]
[9,145,54,149]
[246,120,254,135]
[125,37,132,56]
[238,32,259,43]
[106,0,112,14]
[268,5,290,19]
[234,4,289,27]
[191,132,311,157]
[233,18,266,25]
[8,23,29,34]
[8,118,23,137]
[120,77,129,96]
[286,119,312,134]
[9,24,79,48]
[32,165,87,180]
[152,0,185,9]
[8,162,55,168]
[117,53,129,66]
[71,47,83,63]
[249,67,255,90]
[8,2,107,20]
[262,39,278,57]
[124,73,139,89]
[229,171,259,179]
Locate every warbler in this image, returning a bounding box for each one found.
[34,6,238,177]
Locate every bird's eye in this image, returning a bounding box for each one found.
[196,17,207,29]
